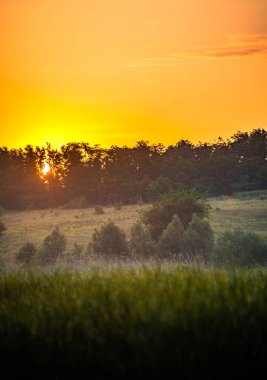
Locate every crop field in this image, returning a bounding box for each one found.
[1,194,267,261]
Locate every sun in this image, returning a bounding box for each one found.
[42,161,50,175]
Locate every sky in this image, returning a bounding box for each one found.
[0,0,267,148]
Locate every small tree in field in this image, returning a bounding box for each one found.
[142,188,209,241]
[158,215,185,258]
[16,242,37,267]
[89,220,129,257]
[130,221,156,258]
[40,227,67,265]
[181,215,214,260]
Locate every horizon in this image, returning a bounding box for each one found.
[1,127,265,150]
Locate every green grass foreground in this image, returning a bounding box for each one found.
[1,266,267,379]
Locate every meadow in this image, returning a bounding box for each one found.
[1,193,267,263]
[1,193,267,377]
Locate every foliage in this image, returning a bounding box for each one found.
[158,215,184,257]
[16,242,37,267]
[0,268,267,379]
[214,228,267,267]
[181,215,214,256]
[129,221,156,258]
[89,220,129,257]
[142,188,209,240]
[0,129,266,210]
[40,227,67,265]
[0,220,6,237]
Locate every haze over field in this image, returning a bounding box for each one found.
[1,0,267,147]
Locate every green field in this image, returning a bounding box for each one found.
[209,196,267,243]
[0,266,267,378]
[1,194,267,263]
[1,194,267,377]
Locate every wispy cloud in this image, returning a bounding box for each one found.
[174,34,267,59]
[125,34,267,69]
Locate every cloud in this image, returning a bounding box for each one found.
[178,34,267,59]
[125,34,267,69]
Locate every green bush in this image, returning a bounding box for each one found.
[89,220,129,257]
[0,220,6,237]
[142,189,209,240]
[40,227,67,265]
[214,228,267,267]
[181,215,214,257]
[130,221,156,258]
[16,242,37,267]
[158,215,184,257]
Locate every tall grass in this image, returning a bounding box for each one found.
[0,266,267,378]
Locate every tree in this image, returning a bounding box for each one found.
[142,189,209,240]
[89,220,129,257]
[158,215,185,257]
[130,221,156,258]
[16,242,37,267]
[40,227,67,265]
[181,215,214,258]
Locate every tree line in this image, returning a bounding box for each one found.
[0,128,266,210]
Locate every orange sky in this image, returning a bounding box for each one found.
[0,0,267,148]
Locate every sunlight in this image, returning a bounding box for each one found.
[42,161,50,175]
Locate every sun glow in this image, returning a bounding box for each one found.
[42,161,50,176]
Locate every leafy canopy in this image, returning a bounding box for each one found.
[142,189,210,240]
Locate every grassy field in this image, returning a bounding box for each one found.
[1,194,267,377]
[1,194,267,261]
[0,266,267,378]
[209,196,267,243]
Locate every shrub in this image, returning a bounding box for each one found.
[40,227,67,265]
[0,221,6,237]
[94,205,105,215]
[89,220,128,257]
[142,188,209,240]
[214,228,267,267]
[181,215,214,256]
[158,215,184,257]
[130,221,156,258]
[16,242,37,267]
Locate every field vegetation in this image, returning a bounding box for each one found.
[1,266,267,379]
[0,192,267,266]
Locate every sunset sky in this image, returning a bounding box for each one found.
[1,0,267,148]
